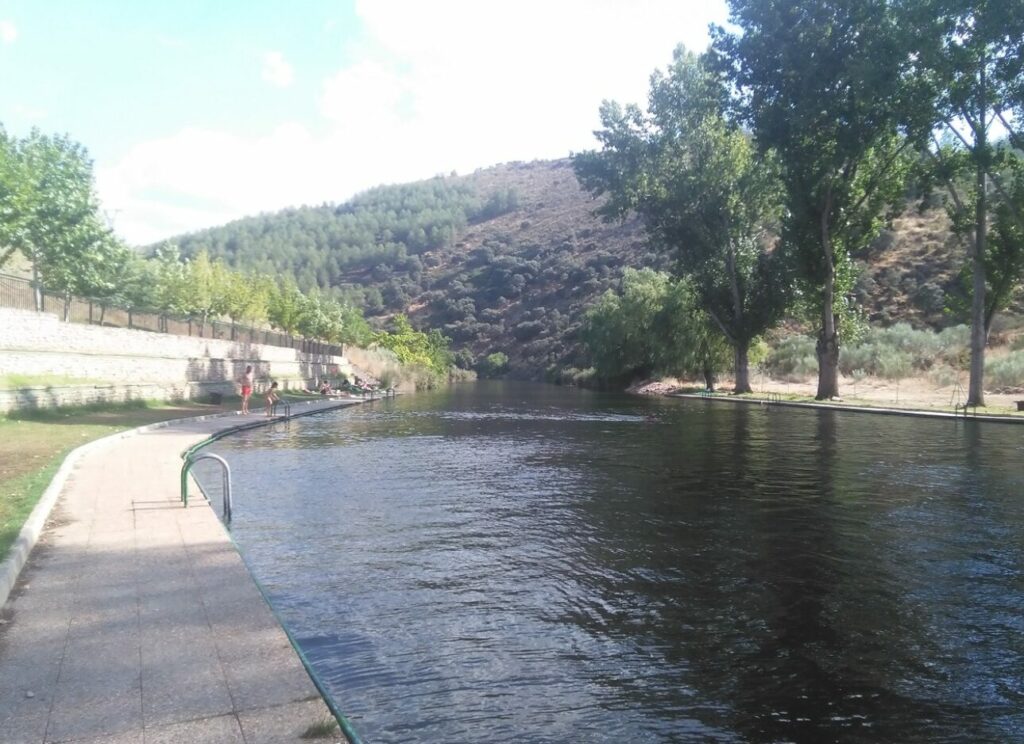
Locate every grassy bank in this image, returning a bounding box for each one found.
[0,399,220,560]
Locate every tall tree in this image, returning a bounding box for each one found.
[267,276,307,340]
[185,250,229,335]
[152,244,191,329]
[713,0,920,399]
[908,0,1024,405]
[2,129,112,312]
[574,47,786,393]
[0,127,27,268]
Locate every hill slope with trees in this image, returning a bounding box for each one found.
[164,158,996,380]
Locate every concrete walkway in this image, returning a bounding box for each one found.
[0,400,362,743]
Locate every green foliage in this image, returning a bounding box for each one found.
[986,351,1024,389]
[574,46,787,392]
[908,0,1024,402]
[477,352,509,378]
[838,323,969,378]
[713,0,922,398]
[764,336,818,380]
[372,314,453,383]
[944,166,1024,331]
[0,128,119,307]
[267,277,305,335]
[165,177,519,300]
[582,268,729,383]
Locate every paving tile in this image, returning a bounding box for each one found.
[0,645,65,712]
[60,729,144,744]
[238,700,340,744]
[222,647,320,711]
[47,683,142,743]
[59,635,139,678]
[143,713,244,744]
[142,662,234,727]
[0,708,49,744]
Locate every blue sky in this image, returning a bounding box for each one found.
[0,1,727,245]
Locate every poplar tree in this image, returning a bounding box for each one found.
[907,0,1024,405]
[712,0,921,399]
[574,47,786,393]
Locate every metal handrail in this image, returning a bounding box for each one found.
[271,400,291,417]
[180,453,233,524]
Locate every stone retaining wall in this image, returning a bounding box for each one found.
[0,308,351,411]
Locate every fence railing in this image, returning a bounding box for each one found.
[0,272,344,357]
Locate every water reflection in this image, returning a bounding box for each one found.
[201,383,1024,742]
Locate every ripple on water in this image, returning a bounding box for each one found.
[201,384,1024,743]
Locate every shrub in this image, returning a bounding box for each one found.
[986,351,1024,389]
[838,323,969,377]
[477,352,509,378]
[928,365,961,387]
[875,348,913,380]
[512,320,545,341]
[765,336,818,380]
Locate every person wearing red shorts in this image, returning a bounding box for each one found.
[238,365,254,415]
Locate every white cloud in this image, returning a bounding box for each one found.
[13,103,47,121]
[0,20,17,44]
[261,51,294,88]
[98,0,728,244]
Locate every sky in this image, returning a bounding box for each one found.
[0,0,728,246]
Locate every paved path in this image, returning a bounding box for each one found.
[0,400,362,743]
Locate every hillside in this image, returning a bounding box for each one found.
[166,159,992,379]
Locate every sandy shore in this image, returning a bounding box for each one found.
[633,373,1024,415]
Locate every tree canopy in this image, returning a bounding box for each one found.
[575,46,787,393]
[712,0,921,399]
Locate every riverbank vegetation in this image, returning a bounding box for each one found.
[574,0,1023,404]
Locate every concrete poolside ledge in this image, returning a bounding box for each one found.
[0,397,367,743]
[672,392,1024,425]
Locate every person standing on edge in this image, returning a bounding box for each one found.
[239,365,254,415]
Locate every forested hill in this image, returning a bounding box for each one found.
[163,159,968,380]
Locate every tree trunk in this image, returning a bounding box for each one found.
[968,182,987,406]
[816,285,842,400]
[32,265,43,312]
[63,292,71,322]
[816,321,841,400]
[968,120,988,405]
[99,304,106,325]
[733,340,752,394]
[703,364,716,391]
[816,196,840,400]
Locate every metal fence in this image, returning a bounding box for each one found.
[0,272,344,356]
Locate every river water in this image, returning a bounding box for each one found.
[198,382,1024,743]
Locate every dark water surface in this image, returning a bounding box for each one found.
[199,382,1024,743]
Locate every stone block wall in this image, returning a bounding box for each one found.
[0,308,353,411]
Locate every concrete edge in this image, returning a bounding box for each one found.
[0,396,365,610]
[672,392,1024,424]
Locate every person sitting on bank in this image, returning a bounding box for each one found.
[265,381,280,416]
[319,379,333,395]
